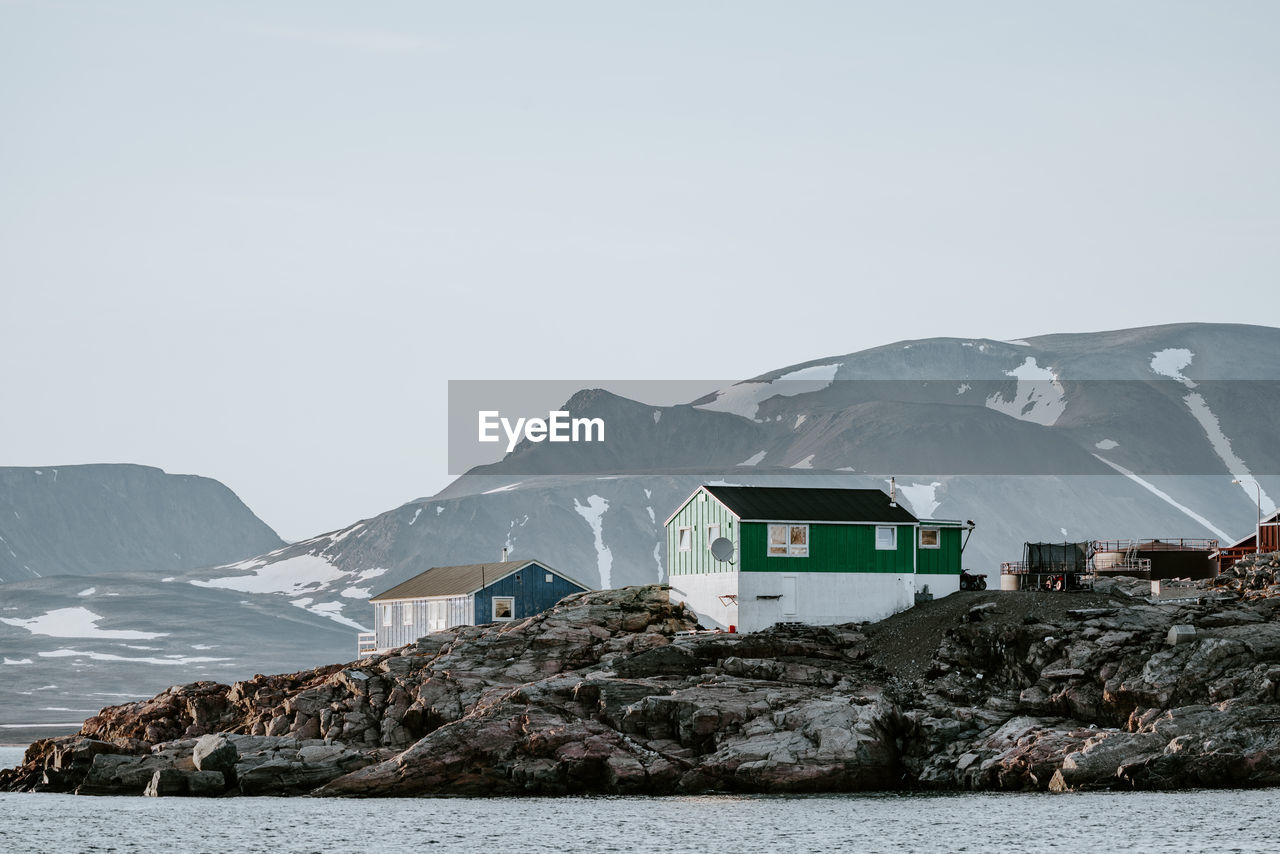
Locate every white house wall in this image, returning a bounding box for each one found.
[916,573,960,599]
[737,571,917,632]
[668,570,739,631]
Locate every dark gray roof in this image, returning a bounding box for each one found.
[703,485,919,524]
[370,559,585,601]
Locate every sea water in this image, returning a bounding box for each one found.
[0,780,1277,853]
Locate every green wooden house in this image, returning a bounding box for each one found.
[664,485,967,631]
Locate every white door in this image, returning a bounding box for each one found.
[782,575,797,617]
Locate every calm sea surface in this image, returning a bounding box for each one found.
[1,746,1277,854]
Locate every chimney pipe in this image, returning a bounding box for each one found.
[889,476,897,507]
[501,546,508,562]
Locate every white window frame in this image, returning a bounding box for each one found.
[381,604,392,627]
[545,573,553,583]
[919,527,940,549]
[492,596,516,621]
[876,526,897,550]
[677,526,692,552]
[402,603,413,625]
[767,523,809,557]
[706,523,720,548]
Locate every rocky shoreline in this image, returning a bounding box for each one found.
[4,559,1280,798]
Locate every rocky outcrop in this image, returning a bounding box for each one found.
[1209,552,1280,599]
[6,569,1280,797]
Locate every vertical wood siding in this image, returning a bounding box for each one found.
[740,522,915,574]
[667,490,740,576]
[373,562,589,645]
[472,562,589,623]
[373,596,471,649]
[915,525,963,575]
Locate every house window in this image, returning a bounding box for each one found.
[381,605,392,627]
[678,527,692,551]
[546,573,553,583]
[920,528,940,549]
[706,524,720,548]
[767,524,808,557]
[492,596,515,621]
[876,526,896,550]
[402,603,413,625]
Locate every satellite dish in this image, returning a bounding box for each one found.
[710,537,736,564]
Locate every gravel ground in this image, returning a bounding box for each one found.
[861,588,1118,683]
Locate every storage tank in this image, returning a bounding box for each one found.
[1092,539,1217,580]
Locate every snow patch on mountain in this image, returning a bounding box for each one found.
[791,455,815,470]
[652,542,663,582]
[1095,439,1119,450]
[1150,348,1196,387]
[483,482,523,495]
[694,363,842,419]
[291,598,368,632]
[899,481,943,518]
[1091,455,1231,540]
[1182,393,1276,514]
[408,508,423,526]
[37,648,231,667]
[573,495,612,588]
[738,450,767,467]
[0,607,167,641]
[984,357,1067,426]
[191,554,348,597]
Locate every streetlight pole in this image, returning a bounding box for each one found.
[1232,479,1262,555]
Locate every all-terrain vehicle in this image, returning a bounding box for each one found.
[959,570,988,591]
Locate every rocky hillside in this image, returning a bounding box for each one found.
[7,565,1280,797]
[0,464,284,582]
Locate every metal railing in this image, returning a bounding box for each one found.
[1000,562,1094,591]
[1092,538,1218,553]
[356,632,378,656]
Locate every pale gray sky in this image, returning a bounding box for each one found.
[3,1,1277,540]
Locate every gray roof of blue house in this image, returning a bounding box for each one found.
[370,559,587,601]
[702,485,919,524]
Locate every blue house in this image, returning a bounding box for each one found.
[358,558,590,655]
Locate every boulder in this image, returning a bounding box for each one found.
[187,770,227,796]
[192,734,238,773]
[143,768,188,797]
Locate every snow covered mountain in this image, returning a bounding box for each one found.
[181,322,1279,636]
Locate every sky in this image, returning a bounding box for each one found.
[2,0,1277,540]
